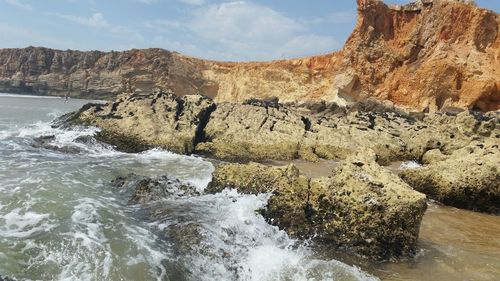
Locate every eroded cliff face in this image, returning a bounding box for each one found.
[0,0,498,111]
[345,0,500,111]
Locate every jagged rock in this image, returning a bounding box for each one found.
[196,102,306,161]
[196,101,410,164]
[32,135,81,154]
[207,152,427,260]
[400,140,500,214]
[401,111,499,159]
[64,92,498,216]
[1,0,498,111]
[111,173,200,203]
[64,90,216,153]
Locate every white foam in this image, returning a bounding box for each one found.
[0,208,54,238]
[399,161,422,170]
[134,148,215,191]
[152,189,378,281]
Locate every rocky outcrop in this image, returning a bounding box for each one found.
[207,152,428,260]
[197,102,414,164]
[1,0,499,111]
[111,173,200,203]
[61,92,499,215]
[63,91,499,163]
[401,140,500,214]
[347,0,500,111]
[61,90,216,153]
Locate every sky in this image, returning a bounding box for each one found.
[0,0,498,61]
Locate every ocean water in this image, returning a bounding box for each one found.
[0,93,377,280]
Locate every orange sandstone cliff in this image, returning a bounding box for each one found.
[0,0,498,111]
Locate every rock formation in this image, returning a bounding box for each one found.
[111,173,201,203]
[206,152,428,260]
[1,0,499,111]
[62,90,215,154]
[401,139,500,213]
[62,90,498,164]
[59,90,499,216]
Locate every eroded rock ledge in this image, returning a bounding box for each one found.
[207,152,427,260]
[60,90,499,165]
[58,91,499,259]
[58,91,500,213]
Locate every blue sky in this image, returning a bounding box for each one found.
[0,0,498,61]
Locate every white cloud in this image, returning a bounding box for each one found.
[55,12,110,28]
[152,35,203,54]
[143,1,337,60]
[179,0,205,5]
[144,19,183,33]
[138,0,205,5]
[50,12,139,37]
[5,0,32,10]
[0,23,76,49]
[137,0,158,4]
[189,1,304,44]
[278,35,339,58]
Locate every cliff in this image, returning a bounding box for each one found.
[0,0,499,111]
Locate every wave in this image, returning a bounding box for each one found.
[148,189,378,281]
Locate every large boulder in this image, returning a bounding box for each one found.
[61,90,216,153]
[400,140,500,214]
[207,151,427,260]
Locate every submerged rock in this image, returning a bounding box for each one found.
[111,173,200,204]
[401,140,500,214]
[32,135,81,154]
[207,151,427,260]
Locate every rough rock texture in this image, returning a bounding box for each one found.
[1,0,498,111]
[401,140,500,214]
[197,100,415,164]
[65,92,499,164]
[207,152,428,260]
[344,0,500,111]
[61,90,216,153]
[399,110,499,159]
[63,92,499,215]
[111,173,200,203]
